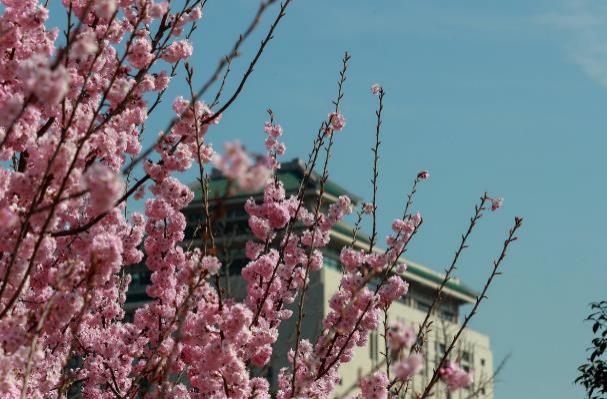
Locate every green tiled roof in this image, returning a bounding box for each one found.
[332,222,371,244]
[328,222,477,301]
[189,159,477,302]
[322,243,477,301]
[406,262,478,300]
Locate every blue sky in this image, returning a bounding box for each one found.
[177,1,606,396]
[182,1,606,397]
[45,0,607,397]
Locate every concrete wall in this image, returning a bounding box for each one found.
[220,260,494,398]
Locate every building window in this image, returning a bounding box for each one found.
[229,258,249,275]
[441,309,456,322]
[417,299,432,312]
[480,358,486,366]
[369,332,379,363]
[227,208,247,219]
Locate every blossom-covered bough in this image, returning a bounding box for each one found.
[0,1,521,398]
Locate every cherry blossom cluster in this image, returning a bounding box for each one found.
[326,111,346,134]
[388,320,424,385]
[392,353,424,383]
[490,196,504,211]
[244,183,354,361]
[211,140,272,192]
[438,361,474,392]
[274,214,421,398]
[211,119,285,193]
[359,371,390,399]
[0,0,205,396]
[352,320,423,399]
[0,1,517,397]
[386,319,416,352]
[264,121,287,162]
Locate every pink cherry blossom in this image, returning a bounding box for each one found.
[0,3,517,397]
[392,353,424,381]
[378,275,408,307]
[362,202,375,214]
[340,247,364,272]
[95,0,117,19]
[417,170,430,180]
[201,255,222,275]
[212,141,272,192]
[491,196,504,211]
[33,65,69,104]
[387,319,416,351]
[328,111,346,132]
[127,37,153,69]
[149,1,169,18]
[439,361,474,392]
[162,40,193,63]
[264,122,283,138]
[360,371,389,399]
[85,163,125,215]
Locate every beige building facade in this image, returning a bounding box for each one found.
[265,221,494,399]
[126,159,495,398]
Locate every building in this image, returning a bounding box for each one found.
[126,159,494,398]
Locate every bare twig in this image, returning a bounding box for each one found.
[249,52,351,328]
[51,0,294,238]
[368,87,384,252]
[419,217,523,398]
[411,194,489,354]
